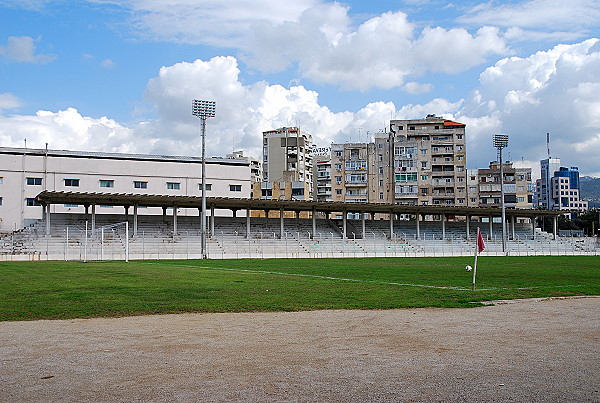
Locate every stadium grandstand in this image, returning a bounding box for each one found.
[1,191,596,260]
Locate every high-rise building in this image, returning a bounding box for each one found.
[261,127,313,200]
[386,115,468,206]
[536,162,588,215]
[323,115,468,208]
[537,158,561,210]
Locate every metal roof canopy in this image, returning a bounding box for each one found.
[36,191,561,218]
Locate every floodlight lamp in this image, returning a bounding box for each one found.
[192,99,216,118]
[493,134,509,148]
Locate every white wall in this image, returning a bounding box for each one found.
[0,149,251,232]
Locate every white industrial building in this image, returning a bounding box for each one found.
[0,147,251,233]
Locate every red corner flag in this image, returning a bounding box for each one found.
[476,227,486,253]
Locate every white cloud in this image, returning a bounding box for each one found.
[402,82,433,95]
[459,0,600,32]
[0,93,22,112]
[246,5,508,90]
[457,38,600,176]
[100,2,508,91]
[101,59,115,68]
[0,36,56,63]
[4,37,599,179]
[0,108,136,153]
[123,0,320,47]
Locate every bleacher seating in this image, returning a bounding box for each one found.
[0,213,597,260]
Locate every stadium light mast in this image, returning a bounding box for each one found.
[493,134,509,254]
[192,99,216,259]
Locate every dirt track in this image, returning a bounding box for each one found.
[1,297,598,402]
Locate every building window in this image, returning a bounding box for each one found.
[421,162,427,168]
[335,164,342,171]
[336,189,342,194]
[229,184,242,192]
[421,175,428,181]
[26,197,41,206]
[99,180,114,188]
[0,197,2,205]
[379,192,384,200]
[379,167,384,174]
[335,151,342,157]
[0,177,3,184]
[167,182,180,190]
[99,205,113,208]
[64,204,79,207]
[27,177,43,186]
[395,173,418,182]
[421,149,427,155]
[134,181,148,189]
[379,180,383,187]
[335,176,342,184]
[409,126,415,130]
[345,160,367,170]
[64,179,80,187]
[199,183,212,191]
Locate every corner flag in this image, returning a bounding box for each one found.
[477,227,486,253]
[472,227,485,291]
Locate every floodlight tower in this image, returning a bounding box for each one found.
[493,134,509,254]
[192,99,216,259]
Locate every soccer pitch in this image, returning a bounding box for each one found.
[1,256,598,321]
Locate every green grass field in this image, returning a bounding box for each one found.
[1,256,598,321]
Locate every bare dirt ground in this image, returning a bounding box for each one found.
[1,297,598,402]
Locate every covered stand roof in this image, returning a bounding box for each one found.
[36,191,561,218]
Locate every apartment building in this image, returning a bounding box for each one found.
[477,162,533,209]
[313,147,332,202]
[0,147,251,232]
[330,143,377,204]
[262,127,313,185]
[319,116,467,209]
[259,127,314,202]
[386,115,468,206]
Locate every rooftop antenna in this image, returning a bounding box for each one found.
[547,132,550,158]
[24,138,26,148]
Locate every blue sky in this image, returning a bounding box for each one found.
[1,0,600,177]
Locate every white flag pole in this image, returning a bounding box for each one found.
[472,247,478,291]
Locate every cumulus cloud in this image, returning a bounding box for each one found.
[0,108,136,153]
[0,36,56,63]
[3,38,599,178]
[0,56,393,157]
[246,5,508,90]
[99,1,508,92]
[457,38,600,176]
